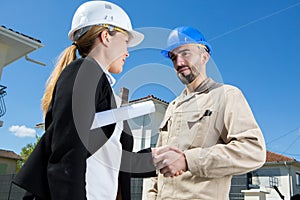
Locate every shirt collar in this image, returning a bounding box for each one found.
[102,69,116,87]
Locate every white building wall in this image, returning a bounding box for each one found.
[254,164,300,200]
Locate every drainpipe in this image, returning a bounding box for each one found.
[141,114,146,149]
[284,161,293,198]
[25,55,46,66]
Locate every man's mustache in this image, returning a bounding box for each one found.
[176,65,191,72]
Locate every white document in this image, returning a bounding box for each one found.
[90,100,155,130]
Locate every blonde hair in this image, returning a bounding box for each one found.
[41,26,111,117]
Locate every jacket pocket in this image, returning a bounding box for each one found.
[159,116,171,146]
[186,109,214,149]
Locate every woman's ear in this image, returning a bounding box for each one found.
[100,30,110,46]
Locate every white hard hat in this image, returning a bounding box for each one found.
[68,1,144,47]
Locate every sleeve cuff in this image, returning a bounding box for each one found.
[184,148,201,174]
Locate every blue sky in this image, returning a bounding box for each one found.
[1,0,300,160]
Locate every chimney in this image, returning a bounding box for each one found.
[120,87,129,106]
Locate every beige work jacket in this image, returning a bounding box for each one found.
[147,78,266,200]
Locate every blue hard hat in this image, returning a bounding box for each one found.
[161,26,212,58]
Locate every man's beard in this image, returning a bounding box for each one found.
[177,65,199,85]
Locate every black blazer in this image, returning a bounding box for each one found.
[13,57,156,200]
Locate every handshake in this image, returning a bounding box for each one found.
[151,146,187,177]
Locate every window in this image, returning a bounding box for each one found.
[131,178,143,200]
[269,176,279,187]
[296,172,300,186]
[0,163,7,175]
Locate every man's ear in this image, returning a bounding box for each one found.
[201,52,210,65]
[100,30,110,46]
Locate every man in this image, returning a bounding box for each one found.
[148,26,266,200]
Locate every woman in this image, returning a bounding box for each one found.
[13,1,155,200]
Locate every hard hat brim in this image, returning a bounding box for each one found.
[161,41,194,58]
[161,41,212,58]
[68,27,144,48]
[127,30,144,47]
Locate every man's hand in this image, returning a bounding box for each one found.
[152,146,187,177]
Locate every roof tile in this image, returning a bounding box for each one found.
[266,150,294,162]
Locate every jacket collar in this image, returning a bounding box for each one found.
[183,78,218,96]
[176,78,221,106]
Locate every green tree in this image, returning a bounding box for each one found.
[17,135,40,172]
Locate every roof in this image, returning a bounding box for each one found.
[129,95,169,105]
[0,149,21,160]
[266,150,295,162]
[1,26,42,43]
[0,25,44,78]
[35,122,45,130]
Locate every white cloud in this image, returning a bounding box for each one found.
[9,125,36,138]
